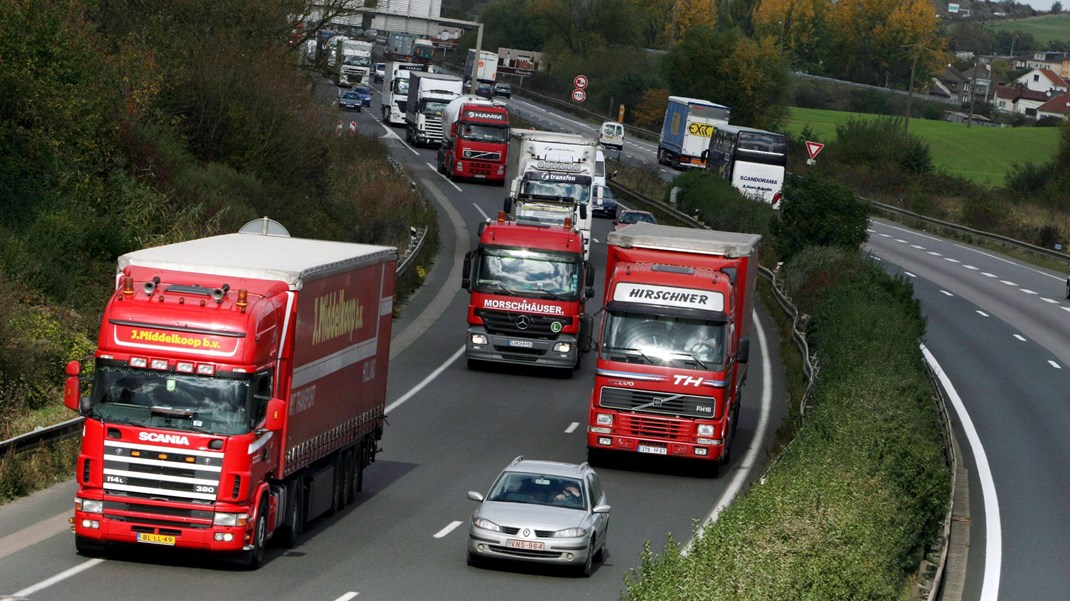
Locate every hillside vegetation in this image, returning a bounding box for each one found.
[785,107,1060,186]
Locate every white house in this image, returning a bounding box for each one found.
[1036,92,1070,120]
[1014,68,1069,95]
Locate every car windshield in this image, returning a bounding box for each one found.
[488,472,586,509]
[355,87,371,95]
[620,212,654,225]
[89,364,256,435]
[474,247,581,299]
[342,91,360,99]
[600,310,726,369]
[460,123,508,143]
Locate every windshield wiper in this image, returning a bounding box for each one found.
[668,351,708,370]
[601,345,653,364]
[481,282,521,296]
[530,287,566,300]
[151,406,194,418]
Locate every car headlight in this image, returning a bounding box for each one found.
[553,527,587,538]
[213,512,250,527]
[472,517,502,532]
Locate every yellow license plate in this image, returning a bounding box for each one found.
[136,533,176,546]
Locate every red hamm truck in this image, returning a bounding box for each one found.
[586,223,760,475]
[462,212,594,376]
[65,222,396,567]
[436,96,510,184]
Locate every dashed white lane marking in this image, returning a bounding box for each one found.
[334,592,360,601]
[940,290,954,296]
[565,422,579,434]
[905,271,917,278]
[1049,360,1062,369]
[1014,334,1026,341]
[1000,280,1018,287]
[977,310,989,317]
[928,251,942,256]
[945,257,961,263]
[13,559,104,598]
[434,521,463,539]
[982,272,998,278]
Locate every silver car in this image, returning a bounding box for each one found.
[467,457,610,577]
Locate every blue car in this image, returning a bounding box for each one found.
[592,185,619,218]
[338,90,363,112]
[351,85,373,107]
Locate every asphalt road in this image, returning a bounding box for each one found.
[0,80,789,601]
[866,219,1070,601]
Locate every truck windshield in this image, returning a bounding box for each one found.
[420,98,451,116]
[395,79,409,95]
[344,55,371,67]
[519,181,590,205]
[474,247,580,299]
[459,123,508,143]
[600,310,725,369]
[89,365,255,435]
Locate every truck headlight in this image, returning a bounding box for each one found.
[470,334,488,345]
[213,512,250,527]
[553,342,572,353]
[77,498,103,514]
[596,413,614,426]
[697,424,715,437]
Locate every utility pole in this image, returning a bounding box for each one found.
[902,44,923,134]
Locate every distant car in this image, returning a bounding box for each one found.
[467,456,610,577]
[493,82,512,98]
[351,85,373,107]
[338,89,364,112]
[374,63,386,83]
[615,209,656,230]
[475,82,495,99]
[592,185,618,218]
[598,121,624,150]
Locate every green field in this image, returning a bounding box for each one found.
[989,14,1070,46]
[783,107,1060,186]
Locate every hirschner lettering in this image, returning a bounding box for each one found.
[628,288,709,305]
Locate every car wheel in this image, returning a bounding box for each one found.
[578,537,595,577]
[467,551,483,568]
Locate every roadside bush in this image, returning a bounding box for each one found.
[774,174,871,262]
[1005,160,1053,194]
[623,248,948,601]
[833,117,933,175]
[669,171,778,262]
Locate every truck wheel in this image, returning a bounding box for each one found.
[241,499,268,569]
[277,480,305,549]
[75,535,108,557]
[335,451,352,511]
[657,148,666,165]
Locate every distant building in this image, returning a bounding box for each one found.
[1036,92,1070,120]
[1014,68,1070,95]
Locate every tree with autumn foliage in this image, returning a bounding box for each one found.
[661,26,791,129]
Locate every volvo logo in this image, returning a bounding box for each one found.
[515,315,532,330]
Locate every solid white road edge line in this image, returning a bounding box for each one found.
[13,558,104,598]
[921,344,1001,601]
[681,308,771,556]
[427,162,462,192]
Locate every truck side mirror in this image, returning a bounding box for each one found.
[736,338,750,364]
[585,286,595,299]
[462,251,473,290]
[579,204,587,220]
[64,361,81,412]
[503,197,513,214]
[264,398,286,432]
[585,267,595,287]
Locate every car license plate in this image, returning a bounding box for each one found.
[136,532,176,546]
[638,444,668,455]
[508,539,545,551]
[508,339,534,348]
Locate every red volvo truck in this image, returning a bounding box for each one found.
[586,223,760,474]
[462,212,594,376]
[64,223,396,567]
[437,96,510,185]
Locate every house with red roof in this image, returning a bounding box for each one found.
[1014,68,1069,95]
[1036,92,1070,121]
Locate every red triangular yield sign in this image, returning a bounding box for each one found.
[805,141,825,160]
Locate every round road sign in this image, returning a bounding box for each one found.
[573,75,588,89]
[571,88,587,103]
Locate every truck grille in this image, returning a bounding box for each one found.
[476,309,564,337]
[424,117,444,141]
[461,149,502,162]
[599,386,718,419]
[102,439,223,505]
[615,412,691,440]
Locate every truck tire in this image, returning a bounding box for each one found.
[75,535,108,557]
[276,479,305,549]
[657,148,666,165]
[240,499,268,569]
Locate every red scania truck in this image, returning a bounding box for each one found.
[462,212,594,376]
[436,96,510,185]
[586,223,760,474]
[64,223,396,567]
